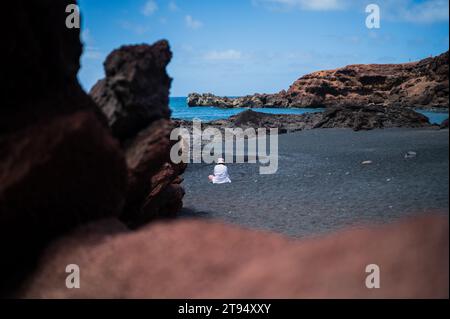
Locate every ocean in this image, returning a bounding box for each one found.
[169,97,449,124]
[169,97,324,121]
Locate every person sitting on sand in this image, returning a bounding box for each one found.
[208,158,231,184]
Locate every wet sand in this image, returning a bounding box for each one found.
[180,128,449,237]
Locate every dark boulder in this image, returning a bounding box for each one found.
[1,0,127,295]
[90,41,173,141]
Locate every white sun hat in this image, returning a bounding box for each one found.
[217,158,225,164]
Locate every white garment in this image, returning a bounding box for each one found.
[212,164,231,184]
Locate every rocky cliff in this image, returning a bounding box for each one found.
[188,52,449,109]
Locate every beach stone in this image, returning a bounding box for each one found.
[19,215,449,298]
[90,40,173,141]
[440,118,449,129]
[405,151,417,159]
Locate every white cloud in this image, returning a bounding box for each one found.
[119,20,150,34]
[253,0,449,23]
[84,47,103,60]
[185,15,203,29]
[204,50,243,61]
[81,29,103,60]
[390,0,449,23]
[169,1,179,11]
[142,0,158,16]
[252,0,345,11]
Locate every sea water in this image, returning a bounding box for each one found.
[169,97,449,124]
[169,97,324,121]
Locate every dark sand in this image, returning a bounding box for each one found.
[180,128,449,237]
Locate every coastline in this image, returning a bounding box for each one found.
[180,127,449,237]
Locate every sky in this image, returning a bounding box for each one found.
[78,0,449,96]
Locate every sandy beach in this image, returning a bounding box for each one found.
[180,127,449,237]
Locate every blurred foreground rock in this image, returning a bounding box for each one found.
[20,215,448,298]
[1,0,127,294]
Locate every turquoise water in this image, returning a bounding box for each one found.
[169,97,448,124]
[169,97,324,121]
[415,111,449,125]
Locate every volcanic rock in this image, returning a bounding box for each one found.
[1,0,127,294]
[122,119,186,226]
[19,215,449,298]
[90,41,172,142]
[91,42,186,226]
[175,106,430,136]
[188,51,449,109]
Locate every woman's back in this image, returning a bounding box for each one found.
[212,164,231,184]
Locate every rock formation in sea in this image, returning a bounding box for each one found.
[174,105,431,134]
[188,51,449,109]
[18,215,449,298]
[90,41,186,227]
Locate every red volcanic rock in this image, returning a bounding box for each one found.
[19,215,448,298]
[285,52,449,109]
[188,52,449,110]
[91,42,186,226]
[122,119,186,226]
[90,41,172,141]
[1,0,127,294]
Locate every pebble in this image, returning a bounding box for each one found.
[405,151,417,159]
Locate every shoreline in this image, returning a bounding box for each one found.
[180,127,449,238]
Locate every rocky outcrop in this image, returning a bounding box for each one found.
[90,41,172,142]
[175,106,430,134]
[440,118,449,129]
[19,215,448,298]
[90,42,186,227]
[188,51,449,109]
[1,0,127,294]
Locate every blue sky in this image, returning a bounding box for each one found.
[78,0,449,96]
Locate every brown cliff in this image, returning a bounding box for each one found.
[188,51,449,109]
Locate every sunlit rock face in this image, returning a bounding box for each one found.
[188,52,449,110]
